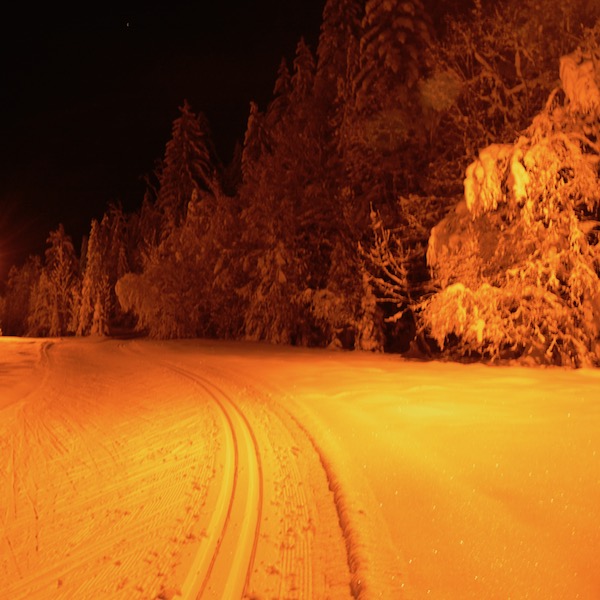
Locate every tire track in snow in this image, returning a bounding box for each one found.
[160,362,264,600]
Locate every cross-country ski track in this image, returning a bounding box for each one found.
[1,336,599,599]
[157,362,264,599]
[1,338,350,599]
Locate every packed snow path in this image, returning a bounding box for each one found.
[0,338,350,599]
[156,362,263,598]
[1,337,599,598]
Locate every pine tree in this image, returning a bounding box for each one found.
[236,40,316,344]
[132,191,163,269]
[28,224,79,337]
[75,202,131,336]
[355,0,432,112]
[265,58,292,129]
[115,98,236,339]
[0,256,42,336]
[241,101,269,186]
[77,219,110,335]
[237,35,380,347]
[290,38,316,104]
[305,0,393,349]
[315,0,364,110]
[116,190,234,339]
[335,0,434,221]
[156,100,221,231]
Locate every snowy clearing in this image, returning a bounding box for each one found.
[1,336,599,599]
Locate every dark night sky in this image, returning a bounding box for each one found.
[0,1,325,280]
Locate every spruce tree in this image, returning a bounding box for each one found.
[156,100,221,232]
[77,219,110,335]
[241,101,269,187]
[28,224,79,337]
[0,256,42,336]
[336,0,434,221]
[237,41,324,345]
[265,58,292,129]
[290,38,316,104]
[355,0,432,111]
[315,0,363,110]
[116,101,235,339]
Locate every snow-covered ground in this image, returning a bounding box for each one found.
[1,337,598,599]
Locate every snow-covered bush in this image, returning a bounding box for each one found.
[422,32,600,366]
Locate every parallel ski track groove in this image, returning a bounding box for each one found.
[177,360,323,600]
[162,361,264,599]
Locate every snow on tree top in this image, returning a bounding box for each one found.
[459,46,600,221]
[464,143,512,215]
[559,48,600,115]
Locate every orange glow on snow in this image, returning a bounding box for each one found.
[1,337,599,598]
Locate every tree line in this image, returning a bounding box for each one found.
[1,0,599,366]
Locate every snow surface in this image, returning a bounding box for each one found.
[1,337,599,599]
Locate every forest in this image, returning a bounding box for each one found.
[1,0,600,367]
